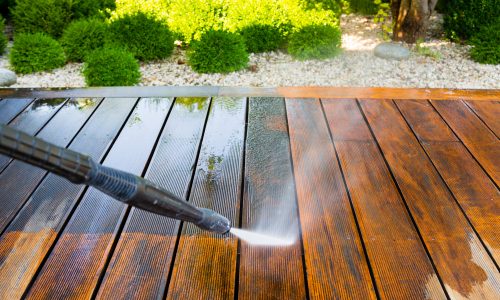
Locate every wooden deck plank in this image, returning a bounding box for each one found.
[25,98,170,299]
[431,100,500,185]
[360,99,500,300]
[238,97,306,300]
[0,98,136,299]
[286,98,376,299]
[465,101,500,137]
[0,98,34,124]
[0,98,102,233]
[0,98,67,172]
[396,99,500,263]
[165,97,246,299]
[322,99,447,299]
[92,97,211,299]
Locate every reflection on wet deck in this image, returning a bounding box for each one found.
[0,88,499,299]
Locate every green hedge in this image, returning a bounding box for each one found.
[288,24,342,60]
[470,19,500,64]
[443,0,500,40]
[10,33,66,74]
[239,24,286,53]
[83,47,141,86]
[0,15,7,55]
[60,18,108,62]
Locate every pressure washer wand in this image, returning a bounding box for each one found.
[0,124,230,234]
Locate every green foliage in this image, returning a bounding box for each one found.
[239,24,285,53]
[111,0,170,23]
[188,29,248,73]
[443,0,500,41]
[373,0,391,40]
[11,0,74,38]
[83,47,141,86]
[10,33,66,74]
[415,39,442,60]
[108,12,175,61]
[300,0,342,16]
[0,15,7,55]
[288,24,341,60]
[347,0,377,15]
[469,20,500,64]
[71,0,116,19]
[60,18,108,62]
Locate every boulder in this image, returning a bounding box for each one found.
[0,68,17,86]
[374,42,410,60]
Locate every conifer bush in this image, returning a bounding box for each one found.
[239,24,285,53]
[188,30,249,73]
[83,47,141,86]
[10,33,66,74]
[469,20,500,65]
[0,16,7,55]
[60,18,108,62]
[288,24,342,60]
[108,12,175,61]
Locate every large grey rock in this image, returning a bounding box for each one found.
[0,68,17,86]
[374,42,410,60]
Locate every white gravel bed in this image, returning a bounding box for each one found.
[1,14,499,89]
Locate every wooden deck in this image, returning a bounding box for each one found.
[0,87,498,299]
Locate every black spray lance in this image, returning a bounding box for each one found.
[0,124,231,234]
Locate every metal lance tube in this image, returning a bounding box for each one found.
[0,124,230,234]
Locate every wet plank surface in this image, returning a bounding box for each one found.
[0,89,499,300]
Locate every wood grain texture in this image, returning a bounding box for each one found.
[286,98,376,299]
[0,98,102,233]
[95,97,211,300]
[322,98,447,299]
[465,100,500,137]
[397,99,500,263]
[166,97,246,300]
[0,98,135,299]
[0,98,34,124]
[431,100,500,185]
[238,97,306,300]
[360,99,500,300]
[25,98,170,300]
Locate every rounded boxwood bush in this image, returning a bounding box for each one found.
[11,0,73,38]
[470,20,500,65]
[188,29,249,73]
[288,24,342,60]
[60,18,108,62]
[108,12,175,62]
[10,33,66,74]
[83,47,141,86]
[239,24,285,53]
[0,15,7,55]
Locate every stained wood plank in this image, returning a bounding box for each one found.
[431,100,500,185]
[397,99,500,263]
[286,98,376,299]
[360,99,500,300]
[0,98,136,299]
[25,98,171,299]
[238,97,306,300]
[166,97,245,299]
[93,97,214,300]
[0,98,34,124]
[465,101,500,137]
[321,98,447,299]
[0,98,102,233]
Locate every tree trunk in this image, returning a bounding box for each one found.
[391,0,438,43]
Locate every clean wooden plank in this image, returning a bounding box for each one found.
[238,97,306,300]
[286,98,376,299]
[165,97,246,299]
[0,98,136,299]
[0,98,102,233]
[25,98,170,299]
[360,99,500,300]
[321,98,447,299]
[0,98,34,124]
[431,100,500,185]
[397,99,500,263]
[465,100,500,137]
[94,97,214,300]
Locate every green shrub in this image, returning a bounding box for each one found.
[288,24,341,60]
[443,0,500,41]
[346,0,377,15]
[0,15,7,55]
[188,30,248,73]
[300,0,343,16]
[111,0,170,23]
[83,47,141,86]
[72,0,116,19]
[11,0,73,38]
[470,20,500,65]
[239,24,285,53]
[108,12,175,61]
[10,33,66,74]
[60,18,108,62]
